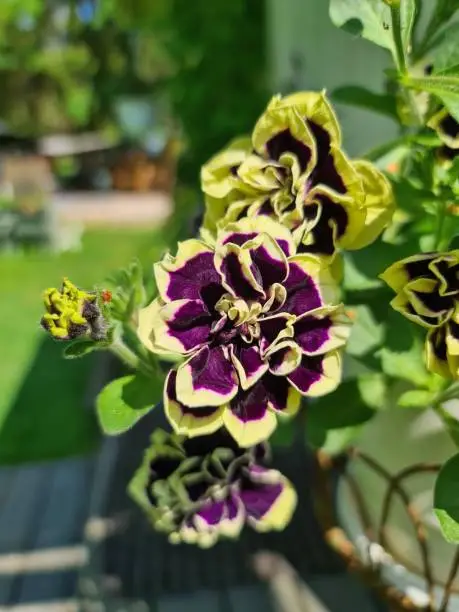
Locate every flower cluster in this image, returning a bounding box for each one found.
[129,429,296,548]
[138,217,351,448]
[201,92,394,259]
[41,91,396,546]
[41,278,106,341]
[381,251,459,380]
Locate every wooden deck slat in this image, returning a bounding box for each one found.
[158,590,224,612]
[0,467,17,512]
[0,465,51,603]
[14,572,78,605]
[225,586,275,612]
[0,464,50,554]
[31,457,94,550]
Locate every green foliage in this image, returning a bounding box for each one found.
[161,0,267,185]
[346,305,384,357]
[435,453,459,543]
[403,72,459,122]
[270,419,296,448]
[397,389,436,407]
[106,260,148,324]
[96,373,160,435]
[329,0,393,51]
[332,85,399,119]
[306,379,375,454]
[64,338,101,359]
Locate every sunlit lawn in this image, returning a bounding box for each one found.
[0,228,166,464]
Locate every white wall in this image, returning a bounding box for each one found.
[266,0,398,156]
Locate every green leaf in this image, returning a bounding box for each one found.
[402,72,459,122]
[343,253,382,291]
[358,373,388,410]
[433,27,459,74]
[399,0,417,58]
[379,311,431,387]
[329,0,393,51]
[96,374,161,435]
[332,85,398,119]
[63,338,99,359]
[434,453,459,543]
[390,177,438,213]
[307,379,375,431]
[346,305,385,357]
[270,419,296,448]
[321,426,365,456]
[397,389,436,407]
[427,22,459,64]
[343,354,379,379]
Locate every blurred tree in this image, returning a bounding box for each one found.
[0,0,173,137]
[95,0,268,185]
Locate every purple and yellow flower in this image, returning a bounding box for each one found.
[201,91,394,258]
[128,429,297,548]
[138,217,351,446]
[41,278,106,341]
[381,251,459,380]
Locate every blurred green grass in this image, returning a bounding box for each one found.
[0,228,166,465]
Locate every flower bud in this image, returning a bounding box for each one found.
[41,278,107,341]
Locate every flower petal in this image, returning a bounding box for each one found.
[428,109,459,150]
[252,95,316,175]
[223,384,277,447]
[176,345,239,407]
[284,255,339,315]
[277,91,342,146]
[425,327,451,379]
[138,298,162,353]
[294,306,351,355]
[240,465,297,532]
[215,242,265,301]
[245,234,289,289]
[259,313,295,354]
[218,216,295,257]
[263,373,301,415]
[152,299,212,354]
[230,345,269,390]
[181,492,246,548]
[380,253,438,293]
[404,278,451,321]
[447,312,459,357]
[266,340,302,376]
[287,350,342,397]
[164,371,224,437]
[201,136,252,200]
[154,239,224,307]
[347,160,395,250]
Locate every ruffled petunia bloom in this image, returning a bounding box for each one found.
[381,251,459,379]
[138,217,351,446]
[128,429,297,548]
[41,278,106,341]
[201,91,394,258]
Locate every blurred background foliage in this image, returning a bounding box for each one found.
[0,0,267,186]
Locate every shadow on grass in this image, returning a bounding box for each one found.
[0,336,100,465]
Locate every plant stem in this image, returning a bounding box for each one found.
[437,381,459,404]
[110,338,141,371]
[390,6,407,75]
[434,199,448,250]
